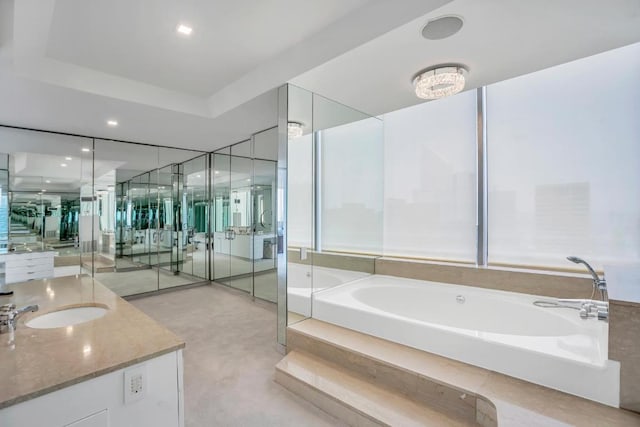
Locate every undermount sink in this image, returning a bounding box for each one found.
[26,306,108,329]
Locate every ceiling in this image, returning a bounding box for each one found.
[0,0,639,152]
[45,0,370,96]
[291,0,640,116]
[0,0,449,151]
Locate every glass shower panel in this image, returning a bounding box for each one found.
[212,148,231,282]
[286,87,383,323]
[286,85,314,323]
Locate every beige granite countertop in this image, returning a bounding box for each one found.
[0,275,185,409]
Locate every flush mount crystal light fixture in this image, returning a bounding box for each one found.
[413,65,467,100]
[288,122,304,139]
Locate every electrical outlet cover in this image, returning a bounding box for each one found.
[123,366,146,404]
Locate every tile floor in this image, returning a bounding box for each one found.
[130,283,344,427]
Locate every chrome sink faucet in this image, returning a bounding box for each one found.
[564,256,608,320]
[0,304,39,334]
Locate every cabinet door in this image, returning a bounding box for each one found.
[64,409,108,427]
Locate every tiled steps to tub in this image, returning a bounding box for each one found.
[277,319,640,427]
[276,319,493,426]
[277,351,473,426]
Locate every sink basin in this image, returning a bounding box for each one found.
[26,306,108,329]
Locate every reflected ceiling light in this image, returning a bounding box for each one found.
[288,122,304,139]
[45,180,51,183]
[177,24,193,36]
[214,170,220,175]
[65,157,72,161]
[413,65,466,100]
[107,120,118,127]
[82,148,91,152]
[41,189,46,192]
[60,163,67,167]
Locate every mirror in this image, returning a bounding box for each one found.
[286,85,384,324]
[0,127,92,283]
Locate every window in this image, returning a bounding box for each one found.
[487,43,640,269]
[382,90,477,262]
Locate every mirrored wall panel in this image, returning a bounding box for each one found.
[211,128,278,302]
[286,85,384,323]
[0,127,92,286]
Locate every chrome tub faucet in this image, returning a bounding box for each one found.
[564,256,608,320]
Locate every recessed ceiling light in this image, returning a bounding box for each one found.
[82,148,91,152]
[41,189,47,192]
[65,157,72,161]
[177,24,193,36]
[45,180,51,183]
[196,175,201,178]
[60,163,67,167]
[214,170,220,175]
[107,120,118,127]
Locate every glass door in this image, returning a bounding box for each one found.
[182,154,208,280]
[252,127,278,302]
[212,148,231,282]
[227,140,254,292]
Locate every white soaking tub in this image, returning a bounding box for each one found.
[312,275,620,407]
[287,263,370,317]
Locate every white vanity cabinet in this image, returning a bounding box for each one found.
[0,251,56,284]
[0,350,184,427]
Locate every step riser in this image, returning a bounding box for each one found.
[288,328,482,424]
[275,369,384,427]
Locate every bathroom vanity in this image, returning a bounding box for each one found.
[0,276,185,427]
[0,250,56,284]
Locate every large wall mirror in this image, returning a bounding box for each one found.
[0,127,207,297]
[0,127,93,286]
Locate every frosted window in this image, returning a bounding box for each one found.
[382,91,477,261]
[287,134,313,248]
[487,42,640,269]
[321,118,383,254]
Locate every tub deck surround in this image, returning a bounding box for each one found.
[311,275,619,406]
[609,299,640,413]
[374,257,594,299]
[0,275,185,409]
[287,263,371,317]
[280,319,640,426]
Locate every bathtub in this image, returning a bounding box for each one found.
[287,263,370,317]
[312,275,620,407]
